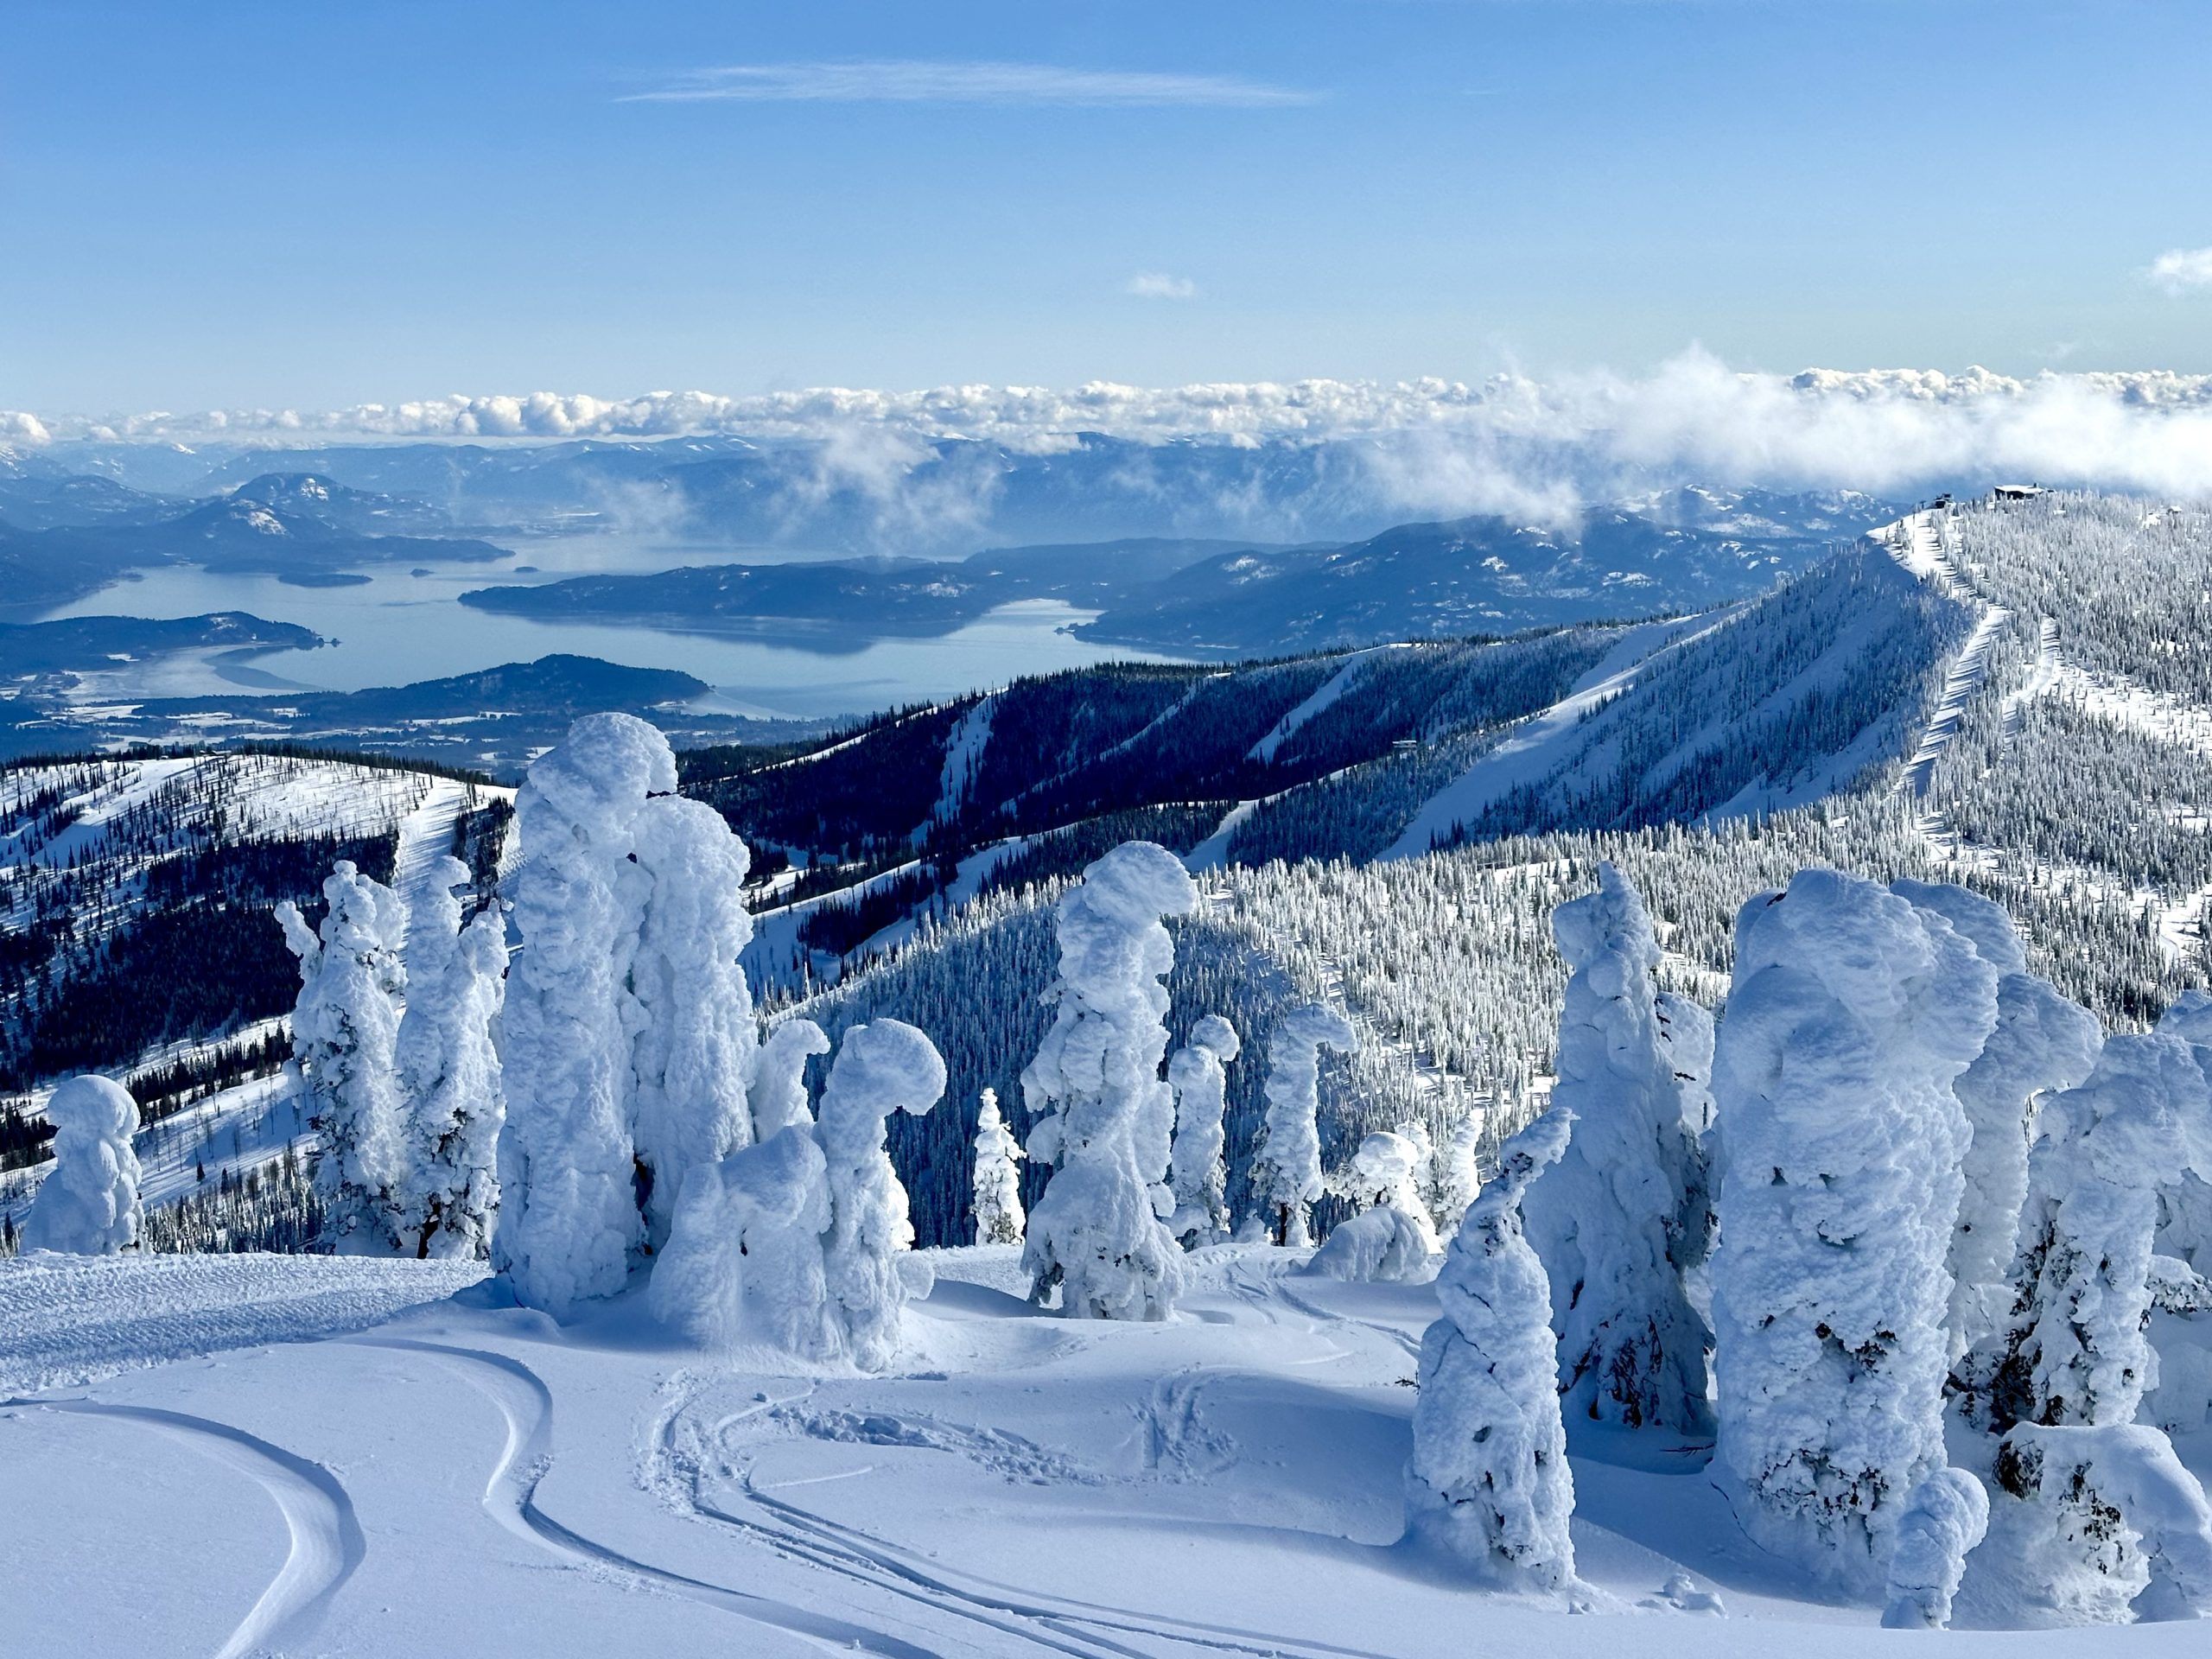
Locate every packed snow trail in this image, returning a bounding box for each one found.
[1875,511,2011,799]
[392,775,475,895]
[19,1398,364,1659]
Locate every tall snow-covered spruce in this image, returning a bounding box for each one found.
[278,860,410,1256]
[1522,861,1716,1432]
[971,1088,1026,1245]
[1708,869,1998,1591]
[20,1075,143,1255]
[1404,1106,1579,1592]
[1020,841,1197,1319]
[392,855,506,1260]
[497,713,760,1318]
[1249,1001,1357,1247]
[1166,1014,1239,1245]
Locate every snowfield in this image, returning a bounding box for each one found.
[6,1246,2207,1658]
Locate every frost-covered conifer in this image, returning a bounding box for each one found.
[1404,1106,1578,1592]
[1020,842,1197,1319]
[1881,1469,1989,1630]
[2155,991,2212,1274]
[651,1126,832,1357]
[1522,862,1716,1432]
[279,861,410,1256]
[1995,1424,2212,1624]
[496,713,671,1317]
[21,1075,143,1255]
[1250,1002,1357,1247]
[1709,868,1998,1590]
[1307,1131,1438,1281]
[1986,1030,2211,1434]
[1891,879,2105,1360]
[627,792,759,1247]
[971,1088,1026,1245]
[817,1019,945,1370]
[1427,1111,1483,1234]
[753,1018,830,1137]
[1166,1014,1239,1245]
[393,855,506,1260]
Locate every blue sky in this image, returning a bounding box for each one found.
[9,1,2212,414]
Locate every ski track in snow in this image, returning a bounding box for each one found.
[344,1336,944,1659]
[10,1397,365,1659]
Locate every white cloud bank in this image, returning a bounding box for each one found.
[1126,272,1198,300]
[625,60,1315,108]
[2150,247,2212,295]
[15,353,2212,502]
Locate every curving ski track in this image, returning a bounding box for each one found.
[343,1336,944,1659]
[16,1397,363,1659]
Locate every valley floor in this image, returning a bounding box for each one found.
[3,1247,2204,1658]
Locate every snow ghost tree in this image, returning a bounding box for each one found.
[971,1088,1027,1245]
[817,1019,946,1370]
[626,791,759,1248]
[2155,991,2212,1277]
[279,861,410,1256]
[1880,1468,1990,1630]
[496,713,674,1318]
[1020,841,1197,1320]
[1522,862,1717,1433]
[1404,1106,1579,1592]
[1709,869,1999,1591]
[1984,1030,2211,1435]
[1891,879,2104,1361]
[392,855,506,1260]
[1306,1130,1439,1282]
[1166,1014,1239,1245]
[21,1075,143,1255]
[650,1125,832,1358]
[1249,1002,1357,1247]
[752,1018,830,1137]
[1995,1424,2212,1624]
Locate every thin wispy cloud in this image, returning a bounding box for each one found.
[2150,247,2212,296]
[1126,272,1198,301]
[623,60,1318,109]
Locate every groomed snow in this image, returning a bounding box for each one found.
[10,1246,2212,1658]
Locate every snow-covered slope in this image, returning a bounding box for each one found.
[11,1246,2199,1657]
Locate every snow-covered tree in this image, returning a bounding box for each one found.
[1427,1110,1483,1235]
[1881,1468,1990,1630]
[1709,868,1999,1591]
[1166,1014,1239,1245]
[1995,1424,2212,1624]
[1020,842,1197,1319]
[650,1125,832,1357]
[1404,1105,1579,1592]
[1307,1129,1439,1282]
[392,855,506,1260]
[1250,1002,1357,1248]
[817,1018,945,1370]
[971,1088,1026,1245]
[1522,862,1716,1432]
[279,860,410,1256]
[20,1075,143,1255]
[496,713,672,1317]
[1984,1029,2211,1435]
[1891,879,2105,1361]
[627,792,759,1248]
[2155,991,2212,1276]
[753,1018,830,1137]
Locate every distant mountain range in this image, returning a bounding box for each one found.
[461,489,1895,653]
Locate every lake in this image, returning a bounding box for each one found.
[41,537,1185,721]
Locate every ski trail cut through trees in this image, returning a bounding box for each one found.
[342,1337,945,1659]
[1249,649,1392,764]
[1883,511,2009,799]
[17,1397,364,1659]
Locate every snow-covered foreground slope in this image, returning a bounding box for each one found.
[6,1247,2204,1657]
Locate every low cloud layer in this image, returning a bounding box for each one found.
[16,354,2212,510]
[625,60,1316,108]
